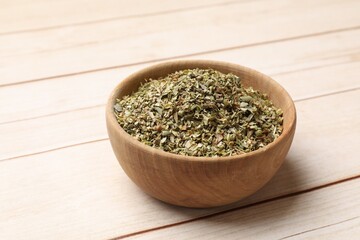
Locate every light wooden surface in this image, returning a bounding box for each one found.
[0,0,359,239]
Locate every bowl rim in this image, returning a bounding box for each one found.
[106,59,296,162]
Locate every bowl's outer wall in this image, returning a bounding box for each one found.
[106,60,296,208]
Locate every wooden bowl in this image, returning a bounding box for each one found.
[106,60,296,208]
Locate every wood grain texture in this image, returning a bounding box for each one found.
[0,0,231,34]
[1,0,360,238]
[285,217,360,240]
[0,90,358,239]
[1,0,359,84]
[126,178,360,240]
[1,28,359,124]
[0,107,107,161]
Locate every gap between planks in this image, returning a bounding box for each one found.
[278,216,360,240]
[110,174,360,239]
[1,25,359,88]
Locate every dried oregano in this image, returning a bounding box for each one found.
[114,68,283,157]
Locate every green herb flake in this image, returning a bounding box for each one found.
[114,68,283,157]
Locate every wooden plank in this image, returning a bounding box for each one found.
[1,61,360,161]
[1,0,359,84]
[0,90,359,239]
[0,107,107,161]
[287,217,360,240]
[0,0,229,34]
[126,179,360,240]
[1,29,359,124]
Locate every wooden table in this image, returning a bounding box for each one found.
[1,0,359,239]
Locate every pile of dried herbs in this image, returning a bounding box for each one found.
[114,68,283,157]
